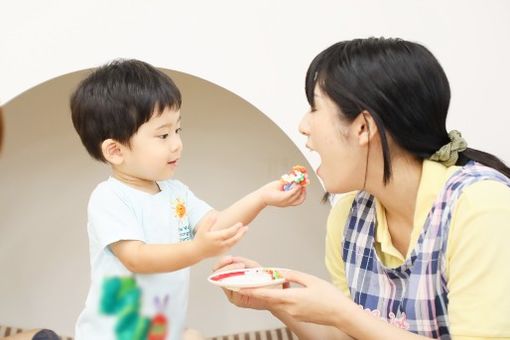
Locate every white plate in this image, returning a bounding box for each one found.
[208,267,286,291]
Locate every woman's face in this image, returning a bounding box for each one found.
[299,87,366,194]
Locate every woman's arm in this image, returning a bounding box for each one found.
[446,180,510,337]
[240,270,430,340]
[213,257,351,339]
[272,309,352,340]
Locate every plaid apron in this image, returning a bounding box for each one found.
[342,162,510,339]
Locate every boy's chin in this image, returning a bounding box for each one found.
[156,172,176,181]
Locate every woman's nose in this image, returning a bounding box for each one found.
[298,113,310,136]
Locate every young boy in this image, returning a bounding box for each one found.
[71,60,305,340]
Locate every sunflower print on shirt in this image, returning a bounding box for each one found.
[172,198,193,241]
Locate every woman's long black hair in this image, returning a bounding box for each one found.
[306,37,510,186]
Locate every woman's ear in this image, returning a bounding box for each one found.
[101,139,124,165]
[355,111,378,146]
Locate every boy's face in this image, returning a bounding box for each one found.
[121,107,182,181]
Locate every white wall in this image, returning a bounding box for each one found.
[0,69,330,336]
[1,0,509,166]
[1,0,510,337]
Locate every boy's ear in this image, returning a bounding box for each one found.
[101,139,124,165]
[354,110,378,146]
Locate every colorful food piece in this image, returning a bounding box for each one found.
[280,165,309,191]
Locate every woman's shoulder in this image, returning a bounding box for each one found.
[327,192,358,233]
[448,178,510,254]
[455,177,510,211]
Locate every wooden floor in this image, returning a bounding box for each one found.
[0,325,297,340]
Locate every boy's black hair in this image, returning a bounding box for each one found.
[71,59,182,162]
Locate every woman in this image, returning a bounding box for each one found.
[214,37,510,339]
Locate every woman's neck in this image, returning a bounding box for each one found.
[367,156,423,256]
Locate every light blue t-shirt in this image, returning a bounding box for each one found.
[75,177,212,340]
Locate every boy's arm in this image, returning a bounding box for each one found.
[111,214,248,274]
[111,240,202,274]
[205,180,306,231]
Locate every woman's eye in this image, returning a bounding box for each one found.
[159,134,169,139]
[176,128,182,134]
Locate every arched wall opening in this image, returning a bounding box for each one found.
[0,68,330,337]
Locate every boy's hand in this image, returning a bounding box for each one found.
[259,180,306,207]
[193,212,248,259]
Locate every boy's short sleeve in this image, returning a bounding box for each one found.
[179,181,213,230]
[88,184,145,250]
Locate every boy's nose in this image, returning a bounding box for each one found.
[170,136,183,153]
[171,143,182,153]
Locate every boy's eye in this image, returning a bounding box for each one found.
[176,128,182,134]
[159,134,169,139]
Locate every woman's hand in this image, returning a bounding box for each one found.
[212,256,278,311]
[238,269,352,326]
[214,261,360,340]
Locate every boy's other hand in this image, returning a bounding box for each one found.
[259,180,306,207]
[193,213,248,259]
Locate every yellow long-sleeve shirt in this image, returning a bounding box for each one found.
[325,160,510,339]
